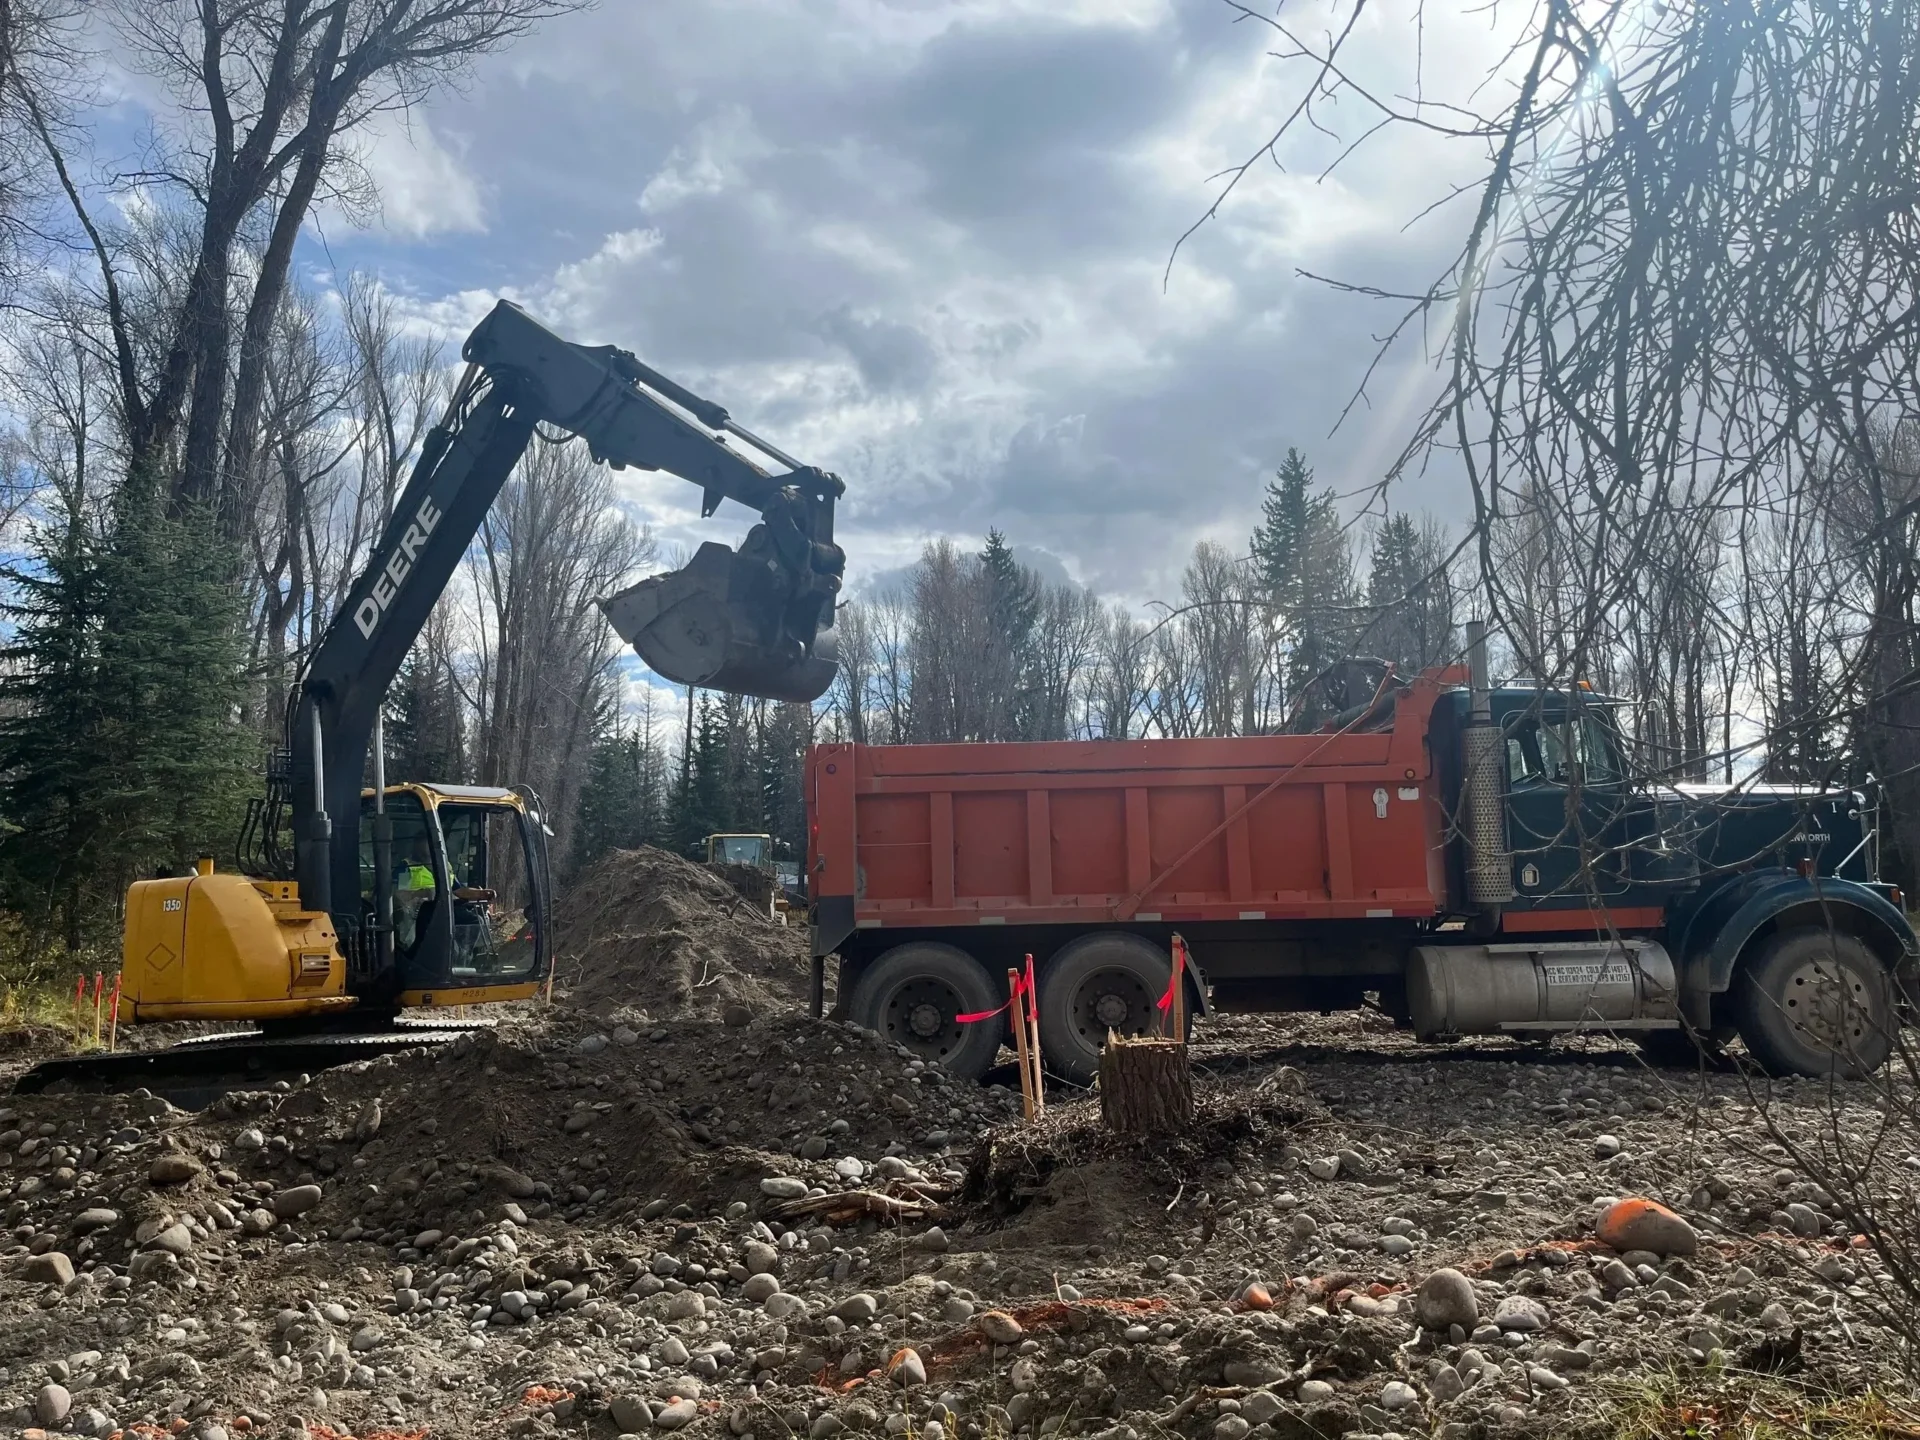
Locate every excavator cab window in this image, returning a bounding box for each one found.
[434,803,543,984]
[357,791,442,964]
[356,791,547,992]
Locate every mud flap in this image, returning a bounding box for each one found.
[601,540,838,703]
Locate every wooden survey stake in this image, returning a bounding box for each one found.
[1007,967,1038,1120]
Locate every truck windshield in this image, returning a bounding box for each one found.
[1506,713,1621,786]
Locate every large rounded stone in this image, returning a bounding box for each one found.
[149,1154,200,1185]
[1413,1268,1479,1331]
[1492,1294,1548,1332]
[35,1382,71,1426]
[272,1184,324,1219]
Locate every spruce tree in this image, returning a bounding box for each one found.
[385,650,468,783]
[0,501,109,956]
[980,529,1040,738]
[1249,449,1358,721]
[1251,448,1314,608]
[0,485,254,957]
[1365,512,1455,674]
[758,701,811,856]
[574,724,646,876]
[674,696,732,857]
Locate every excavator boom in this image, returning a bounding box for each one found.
[296,301,845,936]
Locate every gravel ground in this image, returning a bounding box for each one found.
[1,894,1915,1440]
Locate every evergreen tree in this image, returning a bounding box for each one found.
[1249,449,1358,720]
[718,692,758,832]
[1364,512,1456,674]
[574,726,647,875]
[384,648,468,783]
[0,486,254,957]
[980,529,1041,738]
[673,696,733,857]
[1251,448,1315,608]
[759,701,811,857]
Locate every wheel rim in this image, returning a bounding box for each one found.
[1779,955,1876,1056]
[1067,966,1159,1049]
[879,976,968,1063]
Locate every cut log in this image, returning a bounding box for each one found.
[1099,1033,1193,1135]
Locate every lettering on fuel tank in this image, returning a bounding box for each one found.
[1543,961,1633,987]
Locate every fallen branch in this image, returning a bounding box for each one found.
[765,1189,943,1225]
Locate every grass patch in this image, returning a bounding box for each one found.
[1594,1367,1920,1439]
[0,972,118,1053]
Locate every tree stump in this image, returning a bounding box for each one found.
[1099,1034,1193,1135]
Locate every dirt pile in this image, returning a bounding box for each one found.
[257,1012,1017,1241]
[551,846,812,1022]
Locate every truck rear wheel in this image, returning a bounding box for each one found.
[1731,927,1894,1078]
[1038,933,1185,1086]
[847,943,1003,1081]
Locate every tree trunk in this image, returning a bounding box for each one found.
[1099,1036,1193,1135]
[223,11,348,537]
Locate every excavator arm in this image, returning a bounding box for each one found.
[290,300,845,940]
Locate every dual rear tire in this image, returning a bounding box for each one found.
[846,932,1185,1085]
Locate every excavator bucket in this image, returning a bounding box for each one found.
[601,542,840,704]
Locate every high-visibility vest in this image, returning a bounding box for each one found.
[403,863,436,893]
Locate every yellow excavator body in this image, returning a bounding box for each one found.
[122,864,356,1022]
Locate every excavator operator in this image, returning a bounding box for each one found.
[395,845,437,953]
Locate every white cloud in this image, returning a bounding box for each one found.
[343,111,488,239]
[311,0,1521,624]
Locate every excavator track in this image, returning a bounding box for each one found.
[12,1024,479,1110]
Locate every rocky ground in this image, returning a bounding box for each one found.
[1,850,1916,1440]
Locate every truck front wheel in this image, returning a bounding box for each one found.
[847,942,1004,1081]
[1038,933,1186,1086]
[1731,927,1894,1078]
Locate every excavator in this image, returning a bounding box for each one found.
[17,302,844,1097]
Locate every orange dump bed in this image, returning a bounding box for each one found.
[808,671,1461,933]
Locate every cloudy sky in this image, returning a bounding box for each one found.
[280,0,1508,609]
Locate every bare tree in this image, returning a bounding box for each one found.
[1089,602,1151,740]
[826,598,874,746]
[869,582,914,743]
[27,0,585,527]
[470,439,654,868]
[1030,583,1105,740]
[242,280,353,726]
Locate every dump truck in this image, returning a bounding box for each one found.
[804,624,1915,1084]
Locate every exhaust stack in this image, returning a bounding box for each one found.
[1461,618,1514,908]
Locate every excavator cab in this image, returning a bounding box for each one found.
[356,783,554,1006]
